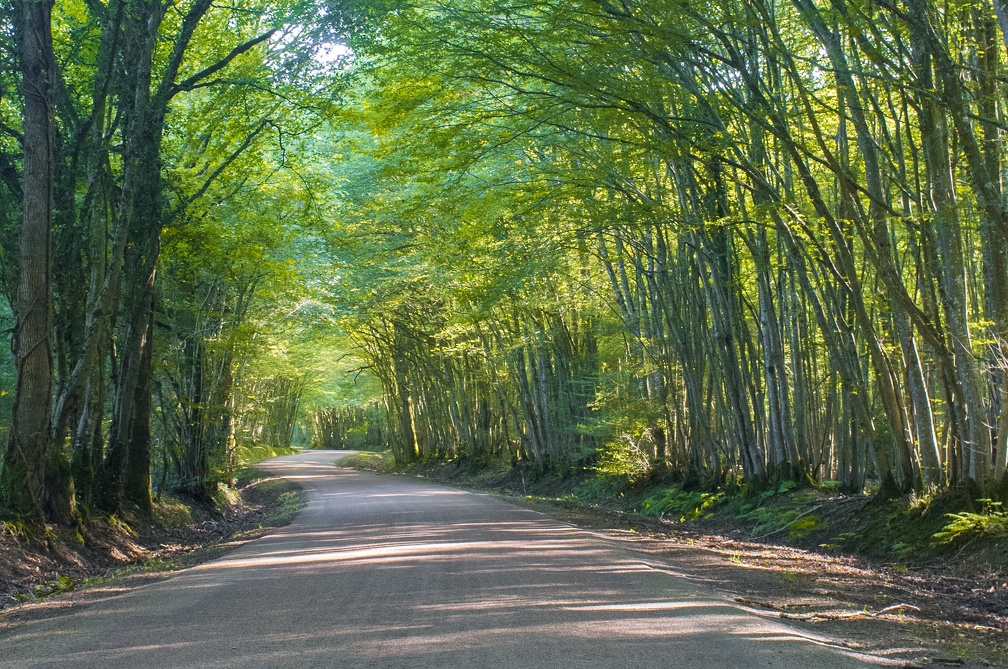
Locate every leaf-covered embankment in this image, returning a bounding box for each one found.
[0,448,303,611]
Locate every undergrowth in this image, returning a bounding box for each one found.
[340,450,399,474]
[341,451,1007,572]
[640,487,726,522]
[152,497,193,528]
[232,443,302,469]
[933,499,1008,545]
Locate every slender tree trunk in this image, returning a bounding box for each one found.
[907,2,995,488]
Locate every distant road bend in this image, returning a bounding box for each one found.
[1,451,897,668]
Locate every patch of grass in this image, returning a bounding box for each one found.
[140,555,183,573]
[107,514,137,539]
[80,552,189,591]
[341,450,398,474]
[569,475,629,506]
[232,443,302,469]
[212,482,241,509]
[740,504,825,540]
[837,487,993,561]
[786,514,822,540]
[16,576,75,602]
[777,569,800,585]
[235,471,305,529]
[151,497,193,528]
[0,518,28,538]
[259,482,303,527]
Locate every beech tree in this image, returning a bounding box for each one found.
[326,0,1008,497]
[2,0,65,520]
[0,0,352,521]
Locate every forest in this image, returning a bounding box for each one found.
[2,0,1008,528]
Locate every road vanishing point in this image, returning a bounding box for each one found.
[1,451,902,668]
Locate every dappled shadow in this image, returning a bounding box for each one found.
[0,454,911,668]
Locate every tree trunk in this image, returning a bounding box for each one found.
[3,0,74,523]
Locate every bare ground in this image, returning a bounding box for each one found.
[0,473,302,621]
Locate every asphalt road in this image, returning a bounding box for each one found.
[0,451,894,668]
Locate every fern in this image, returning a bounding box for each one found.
[933,500,1008,545]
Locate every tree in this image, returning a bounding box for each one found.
[2,0,73,522]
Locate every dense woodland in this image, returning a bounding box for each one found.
[2,0,1008,525]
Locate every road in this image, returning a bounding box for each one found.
[0,451,895,668]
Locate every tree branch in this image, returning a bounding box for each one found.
[168,30,277,101]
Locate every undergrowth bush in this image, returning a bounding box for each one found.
[596,434,653,484]
[152,497,193,528]
[341,450,398,473]
[232,443,301,468]
[640,486,726,521]
[737,481,826,539]
[568,475,628,505]
[934,499,1008,545]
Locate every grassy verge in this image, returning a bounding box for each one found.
[340,450,400,474]
[231,443,303,469]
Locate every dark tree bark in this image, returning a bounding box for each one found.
[2,0,74,522]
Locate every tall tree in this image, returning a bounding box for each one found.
[2,0,73,521]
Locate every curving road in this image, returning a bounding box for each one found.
[0,451,893,668]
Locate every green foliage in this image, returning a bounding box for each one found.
[735,483,827,540]
[640,487,726,522]
[231,443,302,469]
[22,576,75,601]
[591,397,669,484]
[107,515,138,539]
[595,434,653,484]
[271,488,304,527]
[934,500,1008,546]
[309,403,387,450]
[785,514,822,541]
[341,450,398,474]
[568,474,630,505]
[0,518,27,538]
[151,498,194,529]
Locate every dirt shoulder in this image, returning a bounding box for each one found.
[349,455,1006,668]
[530,499,1006,668]
[0,472,302,626]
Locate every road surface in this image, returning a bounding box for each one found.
[0,451,895,667]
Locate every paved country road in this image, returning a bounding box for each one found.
[0,451,901,668]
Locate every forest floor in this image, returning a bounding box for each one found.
[0,469,303,618]
[345,452,1008,668]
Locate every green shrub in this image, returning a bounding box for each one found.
[232,443,301,468]
[933,499,1008,545]
[640,486,726,521]
[341,450,398,473]
[152,497,193,528]
[596,434,653,484]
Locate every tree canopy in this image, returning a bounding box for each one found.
[2,0,1008,524]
